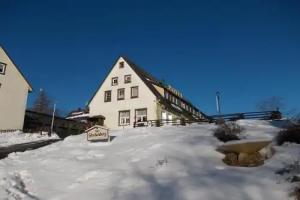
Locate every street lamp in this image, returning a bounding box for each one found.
[50,102,57,136]
[216,92,221,116]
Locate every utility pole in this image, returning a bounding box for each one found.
[50,102,56,136]
[216,92,221,116]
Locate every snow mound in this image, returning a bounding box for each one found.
[236,119,281,140]
[0,122,297,200]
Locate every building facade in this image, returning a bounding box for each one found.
[88,56,207,130]
[0,46,32,131]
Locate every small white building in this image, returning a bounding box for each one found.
[88,56,207,130]
[0,46,32,132]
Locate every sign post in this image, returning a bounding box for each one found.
[85,125,110,142]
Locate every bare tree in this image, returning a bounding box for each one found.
[256,96,285,111]
[289,109,300,123]
[31,88,53,114]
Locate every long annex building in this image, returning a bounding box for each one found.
[88,56,208,130]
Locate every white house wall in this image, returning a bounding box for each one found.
[0,48,30,131]
[89,57,158,130]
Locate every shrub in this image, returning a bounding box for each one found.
[213,122,244,142]
[290,186,300,200]
[275,125,300,145]
[215,118,225,125]
[275,160,300,200]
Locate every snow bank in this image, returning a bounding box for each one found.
[236,119,282,140]
[0,122,297,200]
[0,131,59,147]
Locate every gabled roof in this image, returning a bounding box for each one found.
[87,56,165,105]
[0,46,33,92]
[88,56,208,119]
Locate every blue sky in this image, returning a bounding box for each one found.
[1,0,300,115]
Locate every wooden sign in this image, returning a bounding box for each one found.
[85,125,109,142]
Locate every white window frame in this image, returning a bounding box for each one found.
[135,108,147,123]
[117,88,125,100]
[119,110,130,126]
[104,90,111,102]
[124,74,132,83]
[112,77,118,86]
[131,86,138,98]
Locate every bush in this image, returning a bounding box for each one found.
[215,118,225,125]
[291,186,300,200]
[275,125,300,145]
[213,122,244,142]
[275,160,300,200]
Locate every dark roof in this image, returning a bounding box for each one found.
[122,57,208,118]
[0,46,33,92]
[122,56,164,101]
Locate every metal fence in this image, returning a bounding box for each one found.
[134,118,211,128]
[209,111,282,122]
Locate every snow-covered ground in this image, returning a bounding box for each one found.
[0,120,298,200]
[0,131,59,147]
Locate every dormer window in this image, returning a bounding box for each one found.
[124,75,131,83]
[0,62,6,75]
[112,77,118,86]
[119,61,124,69]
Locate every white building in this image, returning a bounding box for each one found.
[88,56,207,130]
[0,46,32,132]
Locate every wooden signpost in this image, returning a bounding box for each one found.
[85,125,110,142]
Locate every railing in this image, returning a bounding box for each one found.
[209,111,282,122]
[0,129,21,134]
[134,118,211,128]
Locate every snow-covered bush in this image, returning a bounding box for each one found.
[276,125,300,145]
[213,122,244,142]
[276,160,300,200]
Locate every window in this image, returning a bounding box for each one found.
[168,94,172,101]
[112,77,118,86]
[172,96,175,103]
[124,75,132,83]
[104,90,111,102]
[165,91,169,99]
[0,62,6,75]
[181,102,186,109]
[119,61,124,68]
[131,86,138,98]
[117,88,125,100]
[119,110,130,126]
[135,109,147,123]
[175,98,179,105]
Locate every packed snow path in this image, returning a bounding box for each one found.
[0,139,61,160]
[0,121,295,200]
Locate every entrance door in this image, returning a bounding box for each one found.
[167,114,173,124]
[161,112,167,125]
